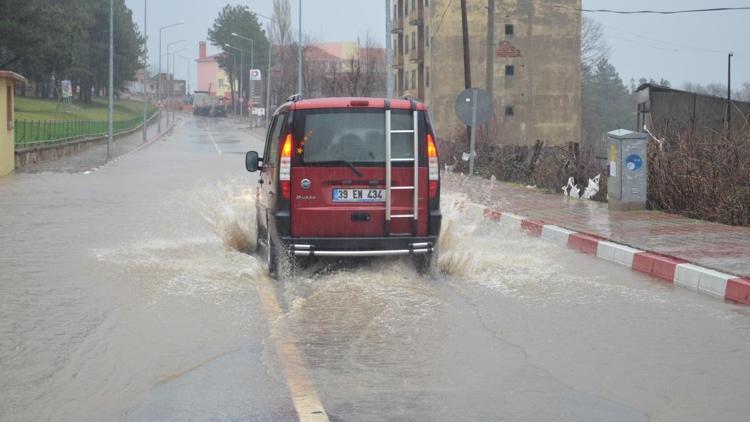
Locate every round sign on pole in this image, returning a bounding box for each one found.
[455,88,494,126]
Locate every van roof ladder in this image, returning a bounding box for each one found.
[384,99,419,236]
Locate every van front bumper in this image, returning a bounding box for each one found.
[280,236,438,257]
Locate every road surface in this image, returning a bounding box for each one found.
[1,115,749,421]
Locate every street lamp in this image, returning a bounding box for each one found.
[166,40,185,126]
[170,47,188,125]
[178,55,193,96]
[225,43,248,116]
[232,33,255,103]
[298,0,302,96]
[158,20,184,132]
[142,0,148,144]
[108,0,113,161]
[225,49,239,115]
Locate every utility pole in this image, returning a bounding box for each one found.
[298,0,303,96]
[727,52,734,134]
[142,0,148,143]
[460,0,472,90]
[107,0,114,162]
[158,21,184,133]
[266,44,272,127]
[460,0,472,145]
[386,0,393,98]
[485,0,495,97]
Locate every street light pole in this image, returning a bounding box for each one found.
[142,0,148,144]
[165,40,185,126]
[298,0,303,96]
[386,0,392,98]
[727,52,734,134]
[171,48,187,125]
[231,33,255,116]
[158,21,184,133]
[266,43,272,127]
[107,0,114,162]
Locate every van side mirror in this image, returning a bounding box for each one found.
[245,151,261,172]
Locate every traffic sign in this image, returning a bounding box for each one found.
[249,69,262,81]
[455,88,493,127]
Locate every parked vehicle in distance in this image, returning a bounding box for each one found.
[245,96,442,279]
[193,92,225,117]
[210,104,226,117]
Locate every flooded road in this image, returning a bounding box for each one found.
[1,115,749,421]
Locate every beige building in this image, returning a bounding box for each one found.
[1,71,26,176]
[392,0,581,146]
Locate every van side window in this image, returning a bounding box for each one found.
[266,114,285,166]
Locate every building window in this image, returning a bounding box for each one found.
[411,32,416,50]
[505,65,514,76]
[218,79,224,88]
[426,66,430,87]
[405,35,409,52]
[426,26,430,47]
[505,105,514,116]
[505,24,514,37]
[412,0,416,11]
[425,0,429,7]
[411,70,416,90]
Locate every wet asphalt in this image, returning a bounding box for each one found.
[1,115,749,421]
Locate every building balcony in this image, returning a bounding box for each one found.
[391,18,404,33]
[408,7,424,26]
[409,47,424,63]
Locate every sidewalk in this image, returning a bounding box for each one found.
[444,172,750,280]
[19,115,174,173]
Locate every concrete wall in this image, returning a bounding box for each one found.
[0,81,14,176]
[419,0,582,146]
[637,85,750,138]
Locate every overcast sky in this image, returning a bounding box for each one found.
[125,0,750,91]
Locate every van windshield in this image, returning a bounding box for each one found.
[296,109,417,164]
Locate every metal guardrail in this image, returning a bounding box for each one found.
[14,113,157,147]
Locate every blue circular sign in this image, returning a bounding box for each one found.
[626,154,643,171]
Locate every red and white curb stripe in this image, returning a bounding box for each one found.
[483,208,750,306]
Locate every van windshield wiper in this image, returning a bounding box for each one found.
[315,160,364,177]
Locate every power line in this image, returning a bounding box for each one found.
[603,25,728,54]
[581,6,750,15]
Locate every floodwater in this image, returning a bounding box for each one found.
[1,116,749,421]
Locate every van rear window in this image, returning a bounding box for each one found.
[295,109,417,164]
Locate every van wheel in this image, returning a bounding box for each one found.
[414,249,439,277]
[266,228,279,278]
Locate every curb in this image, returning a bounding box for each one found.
[482,208,750,306]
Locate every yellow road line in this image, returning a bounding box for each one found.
[255,277,330,422]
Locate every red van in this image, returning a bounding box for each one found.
[245,96,441,279]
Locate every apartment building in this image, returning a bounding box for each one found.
[392,0,581,146]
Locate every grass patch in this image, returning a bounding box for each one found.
[14,96,155,122]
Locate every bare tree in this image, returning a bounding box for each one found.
[740,82,750,102]
[581,17,610,71]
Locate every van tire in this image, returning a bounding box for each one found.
[265,228,279,278]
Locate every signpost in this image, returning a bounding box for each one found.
[455,88,493,176]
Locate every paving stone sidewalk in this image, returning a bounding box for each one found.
[444,172,750,277]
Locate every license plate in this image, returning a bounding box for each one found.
[332,188,385,202]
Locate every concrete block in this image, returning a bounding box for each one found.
[568,233,600,255]
[520,219,544,237]
[541,225,574,247]
[674,264,702,291]
[726,277,750,305]
[500,213,524,230]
